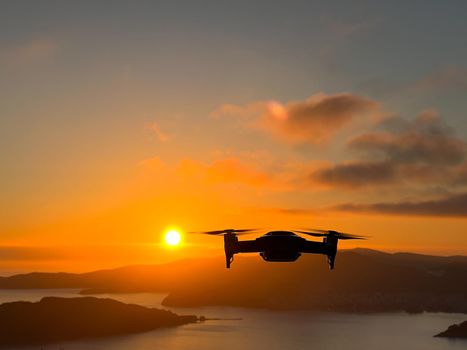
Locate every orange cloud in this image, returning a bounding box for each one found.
[176,157,275,188]
[213,92,378,144]
[145,122,170,142]
[138,155,329,192]
[206,158,272,186]
[260,93,378,144]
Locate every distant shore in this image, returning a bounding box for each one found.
[1,250,466,315]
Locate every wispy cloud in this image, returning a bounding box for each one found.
[138,155,327,192]
[145,122,170,142]
[333,192,467,217]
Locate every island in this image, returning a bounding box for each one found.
[435,320,467,338]
[0,296,198,347]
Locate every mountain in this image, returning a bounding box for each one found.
[161,251,467,312]
[0,296,197,347]
[435,320,467,338]
[0,250,466,313]
[0,258,217,292]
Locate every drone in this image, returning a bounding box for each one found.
[190,228,367,270]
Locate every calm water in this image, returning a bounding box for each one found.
[1,289,466,350]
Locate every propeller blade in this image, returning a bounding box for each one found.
[305,228,330,234]
[189,228,259,236]
[336,233,367,240]
[188,230,226,235]
[294,230,327,237]
[300,228,368,240]
[232,229,258,233]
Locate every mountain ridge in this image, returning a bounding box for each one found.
[1,249,466,313]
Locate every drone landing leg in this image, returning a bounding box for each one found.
[226,254,234,269]
[328,254,336,270]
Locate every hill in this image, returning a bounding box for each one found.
[0,296,197,347]
[0,249,466,313]
[161,251,467,312]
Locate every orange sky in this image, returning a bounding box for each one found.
[1,2,467,273]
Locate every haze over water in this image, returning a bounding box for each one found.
[2,289,465,350]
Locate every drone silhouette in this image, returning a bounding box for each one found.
[190,228,367,270]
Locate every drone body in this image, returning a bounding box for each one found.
[192,228,366,270]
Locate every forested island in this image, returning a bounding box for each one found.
[436,320,467,338]
[0,296,197,347]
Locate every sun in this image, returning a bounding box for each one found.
[164,229,182,246]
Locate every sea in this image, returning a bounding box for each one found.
[1,289,465,350]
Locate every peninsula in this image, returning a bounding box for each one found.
[435,320,467,338]
[0,296,197,347]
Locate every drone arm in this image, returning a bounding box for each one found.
[224,239,260,268]
[300,239,337,270]
[236,240,261,253]
[300,240,328,254]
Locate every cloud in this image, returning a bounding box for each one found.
[453,163,467,186]
[213,93,378,144]
[138,155,327,192]
[145,122,170,142]
[310,110,467,189]
[334,192,467,217]
[175,157,294,190]
[138,156,278,189]
[349,110,466,166]
[205,158,272,187]
[311,161,396,188]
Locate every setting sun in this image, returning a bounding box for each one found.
[164,230,182,246]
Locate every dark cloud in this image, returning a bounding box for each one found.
[213,93,378,144]
[261,93,377,144]
[349,111,466,165]
[334,192,467,217]
[311,161,396,188]
[308,111,466,189]
[453,163,467,186]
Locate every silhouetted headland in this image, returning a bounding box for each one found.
[0,296,197,347]
[435,320,467,338]
[1,249,466,314]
